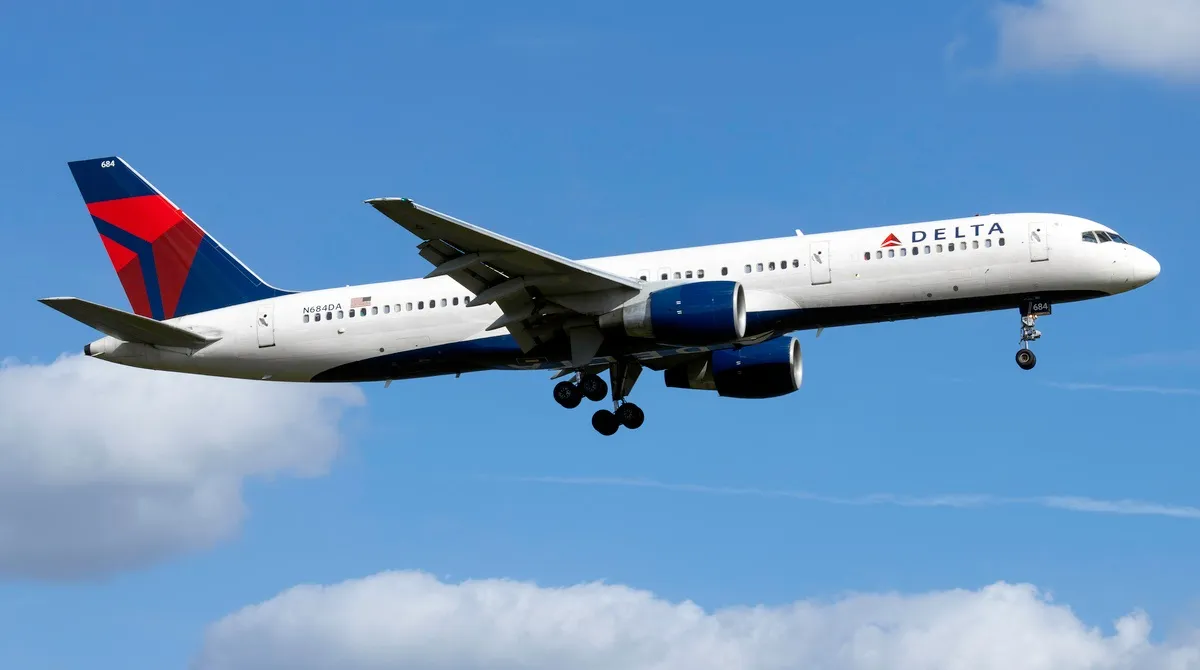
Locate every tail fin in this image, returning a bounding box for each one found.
[66,156,290,320]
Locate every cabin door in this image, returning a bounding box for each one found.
[809,241,831,285]
[256,301,276,348]
[1028,222,1049,262]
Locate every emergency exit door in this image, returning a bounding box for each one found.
[809,241,831,285]
[256,302,276,348]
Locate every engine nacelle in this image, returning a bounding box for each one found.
[599,281,747,346]
[664,336,803,399]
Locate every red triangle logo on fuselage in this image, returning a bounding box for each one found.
[881,233,902,248]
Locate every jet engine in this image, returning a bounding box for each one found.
[663,335,803,399]
[599,280,747,346]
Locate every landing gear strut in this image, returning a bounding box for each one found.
[553,361,644,435]
[1016,299,1049,371]
[590,359,644,436]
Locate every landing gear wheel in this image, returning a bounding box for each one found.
[616,403,645,430]
[591,409,620,436]
[553,381,582,408]
[1016,348,1037,371]
[580,374,608,402]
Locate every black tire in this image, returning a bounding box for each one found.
[554,381,582,408]
[616,403,645,430]
[1016,349,1037,371]
[591,409,620,436]
[580,374,608,402]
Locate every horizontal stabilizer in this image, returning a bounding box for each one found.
[39,297,218,349]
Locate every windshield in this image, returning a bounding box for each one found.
[1082,229,1129,245]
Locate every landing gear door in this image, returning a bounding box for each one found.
[1028,222,1049,262]
[809,241,831,285]
[256,301,276,348]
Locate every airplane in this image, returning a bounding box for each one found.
[42,156,1161,435]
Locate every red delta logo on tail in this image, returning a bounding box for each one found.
[880,233,902,248]
[67,156,290,321]
[87,195,205,320]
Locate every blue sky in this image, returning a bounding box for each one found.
[2,0,1199,668]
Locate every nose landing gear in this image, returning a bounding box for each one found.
[1015,299,1050,371]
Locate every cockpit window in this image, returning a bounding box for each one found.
[1081,231,1097,243]
[1096,231,1113,243]
[1109,232,1128,244]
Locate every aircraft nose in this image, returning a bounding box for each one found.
[1129,249,1161,287]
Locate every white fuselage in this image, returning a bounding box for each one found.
[84,212,1159,383]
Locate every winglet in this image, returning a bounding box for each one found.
[39,297,218,349]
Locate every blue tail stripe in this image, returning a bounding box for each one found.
[91,217,166,320]
[175,237,290,317]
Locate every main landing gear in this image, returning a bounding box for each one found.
[1015,299,1050,371]
[553,360,644,436]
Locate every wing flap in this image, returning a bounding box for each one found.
[39,297,218,349]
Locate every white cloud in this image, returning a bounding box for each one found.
[0,354,362,579]
[496,476,1200,521]
[196,571,1200,670]
[994,0,1200,79]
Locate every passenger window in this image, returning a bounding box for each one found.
[923,245,930,254]
[792,259,799,268]
[674,272,682,279]
[686,270,693,279]
[372,306,378,315]
[875,251,882,259]
[429,300,436,309]
[721,267,728,276]
[360,308,367,316]
[698,269,705,278]
[453,297,459,306]
[756,263,764,272]
[406,302,413,311]
[348,309,355,318]
[864,252,870,261]
[438,298,445,307]
[912,246,919,256]
[395,304,401,312]
[985,239,992,248]
[383,305,390,314]
[337,310,344,319]
[639,275,647,281]
[887,249,894,258]
[418,301,424,310]
[780,259,786,269]
[948,243,955,252]
[661,273,668,280]
[744,265,752,273]
[900,247,907,256]
[972,240,979,249]
[999,237,1006,246]
[768,262,776,271]
[936,244,943,253]
[1081,231,1097,243]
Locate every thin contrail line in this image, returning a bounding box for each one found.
[488,476,1200,520]
[1046,382,1200,396]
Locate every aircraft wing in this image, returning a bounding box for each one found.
[367,198,642,358]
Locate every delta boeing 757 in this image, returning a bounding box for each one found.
[43,157,1161,435]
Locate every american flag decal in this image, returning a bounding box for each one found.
[351,296,372,308]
